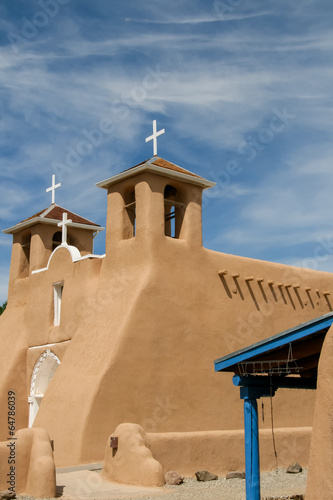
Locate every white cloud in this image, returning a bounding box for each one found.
[127,10,273,25]
[0,185,32,220]
[0,0,333,280]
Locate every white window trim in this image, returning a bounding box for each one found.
[53,282,64,326]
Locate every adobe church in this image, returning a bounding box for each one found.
[1,148,333,470]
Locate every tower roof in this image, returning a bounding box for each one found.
[96,157,215,190]
[3,204,103,235]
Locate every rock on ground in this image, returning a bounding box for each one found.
[226,471,245,479]
[165,472,184,485]
[0,491,16,500]
[287,463,302,474]
[195,470,218,482]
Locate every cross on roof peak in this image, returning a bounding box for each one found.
[145,120,165,156]
[46,174,61,204]
[57,212,72,245]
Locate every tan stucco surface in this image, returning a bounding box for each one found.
[0,427,56,497]
[103,423,164,487]
[103,423,312,485]
[306,324,333,498]
[0,159,331,473]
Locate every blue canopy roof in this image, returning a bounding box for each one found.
[214,311,333,379]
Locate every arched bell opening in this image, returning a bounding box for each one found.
[164,185,185,238]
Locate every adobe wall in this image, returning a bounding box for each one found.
[0,427,55,497]
[0,246,102,442]
[0,305,29,436]
[32,230,329,465]
[7,223,95,285]
[148,427,312,476]
[103,423,312,485]
[305,324,333,499]
[0,175,332,468]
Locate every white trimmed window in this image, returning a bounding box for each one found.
[53,282,64,326]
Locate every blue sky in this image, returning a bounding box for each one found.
[0,0,333,303]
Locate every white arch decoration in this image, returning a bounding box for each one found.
[31,243,81,275]
[31,242,105,275]
[28,349,60,427]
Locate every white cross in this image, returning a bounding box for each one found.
[46,174,61,204]
[145,120,165,156]
[58,212,72,245]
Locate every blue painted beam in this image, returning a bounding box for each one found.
[244,398,260,500]
[233,374,317,391]
[214,312,333,372]
[240,384,273,400]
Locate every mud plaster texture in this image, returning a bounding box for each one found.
[0,157,332,478]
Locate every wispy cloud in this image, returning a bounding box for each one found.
[0,0,332,301]
[125,10,273,25]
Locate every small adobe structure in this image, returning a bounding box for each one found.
[304,323,333,498]
[1,155,333,471]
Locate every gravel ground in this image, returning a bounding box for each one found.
[120,468,307,500]
[16,468,307,500]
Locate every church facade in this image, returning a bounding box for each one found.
[1,156,332,467]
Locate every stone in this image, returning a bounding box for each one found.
[286,462,302,474]
[164,471,184,485]
[262,496,304,500]
[226,470,245,479]
[0,491,16,500]
[195,470,218,481]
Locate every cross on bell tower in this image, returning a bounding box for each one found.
[58,212,72,245]
[46,174,61,204]
[145,120,165,156]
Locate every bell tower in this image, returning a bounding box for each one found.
[96,156,215,253]
[3,205,103,283]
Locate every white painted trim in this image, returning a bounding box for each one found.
[31,267,48,275]
[3,217,104,235]
[96,160,215,190]
[29,349,61,428]
[54,243,81,261]
[78,253,106,261]
[30,349,60,394]
[32,243,81,274]
[29,340,70,350]
[32,244,105,274]
[42,204,57,217]
[53,282,64,326]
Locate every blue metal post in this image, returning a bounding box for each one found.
[244,397,260,500]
